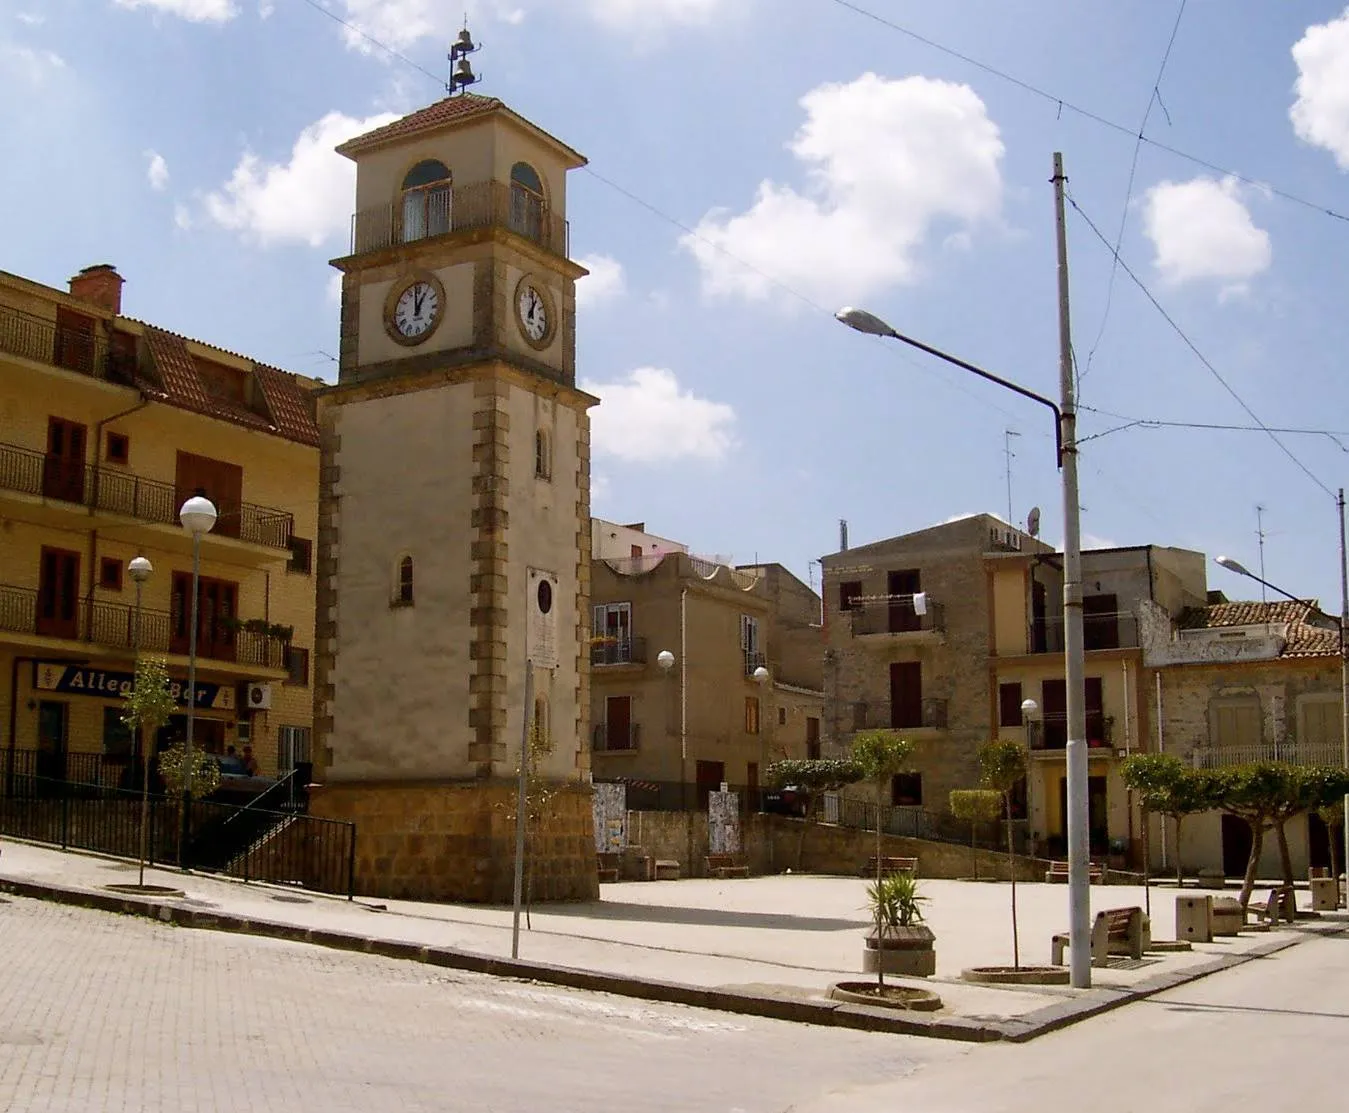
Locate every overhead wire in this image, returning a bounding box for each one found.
[1065,190,1336,498]
[826,0,1349,226]
[1083,0,1187,386]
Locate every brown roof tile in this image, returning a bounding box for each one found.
[1178,599,1341,659]
[144,328,214,415]
[253,364,320,447]
[335,95,503,158]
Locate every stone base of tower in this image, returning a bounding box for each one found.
[308,779,599,904]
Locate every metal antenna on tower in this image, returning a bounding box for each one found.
[1004,429,1021,524]
[1256,505,1268,604]
[447,21,482,95]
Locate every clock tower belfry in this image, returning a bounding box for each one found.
[309,87,599,903]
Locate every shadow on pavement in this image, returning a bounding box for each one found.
[1155,999,1349,1022]
[536,900,866,932]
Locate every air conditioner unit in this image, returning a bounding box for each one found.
[245,682,273,710]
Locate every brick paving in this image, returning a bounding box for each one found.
[0,895,965,1113]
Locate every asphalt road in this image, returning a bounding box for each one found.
[2,894,1343,1113]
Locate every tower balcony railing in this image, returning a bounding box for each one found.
[350,179,570,257]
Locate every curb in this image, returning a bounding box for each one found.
[0,873,1333,1044]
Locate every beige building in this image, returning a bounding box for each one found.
[309,92,598,902]
[0,263,320,787]
[1141,596,1344,877]
[989,543,1207,863]
[590,525,824,810]
[822,515,1048,821]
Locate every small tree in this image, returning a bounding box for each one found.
[949,789,1002,881]
[1120,754,1217,888]
[851,730,915,880]
[1314,797,1346,886]
[766,757,864,870]
[1270,765,1349,903]
[120,656,178,887]
[978,738,1027,968]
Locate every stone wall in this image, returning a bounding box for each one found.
[625,810,1048,882]
[310,779,598,903]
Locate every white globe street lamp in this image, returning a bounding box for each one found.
[178,495,217,869]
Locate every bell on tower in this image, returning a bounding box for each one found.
[448,25,481,95]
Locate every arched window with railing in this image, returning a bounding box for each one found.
[509,161,545,243]
[401,160,452,243]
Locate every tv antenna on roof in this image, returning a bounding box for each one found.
[448,21,482,95]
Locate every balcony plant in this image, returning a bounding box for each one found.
[861,871,935,981]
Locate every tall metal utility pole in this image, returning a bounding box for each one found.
[1339,488,1348,909]
[1053,151,1091,988]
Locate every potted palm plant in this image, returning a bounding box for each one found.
[863,872,935,979]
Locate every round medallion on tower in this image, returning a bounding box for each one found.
[384,271,447,346]
[513,274,555,350]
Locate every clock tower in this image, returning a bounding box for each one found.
[310,88,599,903]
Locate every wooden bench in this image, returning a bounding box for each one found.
[704,853,749,879]
[653,859,681,881]
[1246,887,1295,928]
[1044,859,1106,885]
[862,856,918,878]
[1051,906,1144,966]
[596,853,620,884]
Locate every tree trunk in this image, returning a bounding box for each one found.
[1174,814,1184,887]
[1275,819,1296,921]
[1006,793,1019,969]
[875,780,884,887]
[1141,808,1151,918]
[1330,820,1343,895]
[1239,823,1264,909]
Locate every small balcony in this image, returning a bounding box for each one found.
[847,697,949,732]
[848,597,945,638]
[592,723,640,753]
[743,650,767,677]
[591,636,647,667]
[1191,740,1346,769]
[1026,612,1139,654]
[349,179,570,258]
[0,583,288,671]
[1027,712,1115,752]
[0,441,293,551]
[0,304,137,385]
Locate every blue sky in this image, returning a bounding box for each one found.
[4,0,1349,610]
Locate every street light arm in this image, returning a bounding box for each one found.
[884,328,1065,467]
[1217,561,1310,608]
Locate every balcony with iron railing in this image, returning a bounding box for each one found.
[592,723,640,753]
[846,697,949,732]
[1190,740,1347,769]
[1024,611,1139,655]
[1027,712,1115,753]
[0,441,293,550]
[0,583,288,671]
[743,650,767,676]
[591,636,647,667]
[848,596,945,638]
[0,304,137,385]
[349,180,570,257]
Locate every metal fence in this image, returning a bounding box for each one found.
[0,770,355,897]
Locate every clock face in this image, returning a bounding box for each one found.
[517,283,549,343]
[393,280,440,341]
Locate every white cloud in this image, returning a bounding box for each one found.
[1141,176,1271,290]
[326,272,343,305]
[1082,532,1120,550]
[173,203,193,230]
[680,73,1003,305]
[1291,9,1349,170]
[258,0,274,16]
[145,150,169,191]
[580,367,736,463]
[575,254,626,308]
[112,0,238,22]
[15,12,44,25]
[586,0,736,31]
[202,110,397,247]
[2,42,65,83]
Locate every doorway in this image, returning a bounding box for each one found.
[1222,814,1253,878]
[37,547,81,640]
[695,759,725,810]
[1308,812,1332,872]
[887,569,921,632]
[1055,774,1110,856]
[889,661,922,728]
[36,701,68,786]
[43,416,87,504]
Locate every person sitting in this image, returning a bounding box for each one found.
[241,745,259,777]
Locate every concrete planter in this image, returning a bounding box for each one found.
[862,925,936,978]
[961,965,1069,986]
[829,981,943,1011]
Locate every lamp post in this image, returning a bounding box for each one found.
[1215,549,1349,906]
[657,640,691,869]
[754,665,771,814]
[1021,698,1040,858]
[836,286,1093,982]
[178,495,217,869]
[128,555,153,888]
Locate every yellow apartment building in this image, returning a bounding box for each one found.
[0,264,321,789]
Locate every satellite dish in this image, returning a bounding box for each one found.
[1027,507,1041,538]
